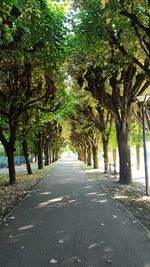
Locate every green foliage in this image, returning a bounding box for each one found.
[70,0,149,78]
[108,122,117,149]
[0,144,6,157]
[130,121,150,147]
[0,0,149,167]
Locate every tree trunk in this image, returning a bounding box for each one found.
[78,152,81,161]
[102,137,109,172]
[83,149,87,164]
[116,122,132,184]
[55,149,59,161]
[6,145,16,185]
[136,144,140,170]
[87,147,92,166]
[49,150,52,164]
[52,149,55,162]
[37,133,43,169]
[0,124,16,184]
[44,145,49,166]
[34,150,37,162]
[78,149,84,162]
[22,140,32,174]
[92,145,99,169]
[113,148,117,165]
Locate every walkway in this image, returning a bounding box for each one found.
[0,159,150,267]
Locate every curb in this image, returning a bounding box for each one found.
[81,166,150,234]
[99,182,150,234]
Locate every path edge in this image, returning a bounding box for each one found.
[98,183,150,234]
[0,164,56,226]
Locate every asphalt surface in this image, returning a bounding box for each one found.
[0,158,150,267]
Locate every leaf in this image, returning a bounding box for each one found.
[9,216,15,220]
[112,215,117,219]
[49,259,58,264]
[76,258,82,263]
[58,240,64,244]
[107,259,113,264]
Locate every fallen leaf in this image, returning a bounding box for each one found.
[58,240,64,244]
[49,259,58,264]
[76,258,82,263]
[112,215,117,219]
[20,246,25,250]
[100,223,105,226]
[9,216,15,220]
[107,259,113,264]
[9,235,13,238]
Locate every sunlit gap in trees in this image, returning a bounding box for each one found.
[47,0,70,8]
[64,74,72,92]
[60,140,78,160]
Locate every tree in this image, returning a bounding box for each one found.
[0,0,67,184]
[72,0,150,77]
[68,0,150,183]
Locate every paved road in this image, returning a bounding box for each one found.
[0,159,150,267]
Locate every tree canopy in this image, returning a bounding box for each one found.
[0,0,149,185]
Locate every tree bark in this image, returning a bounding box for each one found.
[0,129,16,185]
[55,149,59,161]
[87,147,92,166]
[102,137,109,172]
[49,150,52,164]
[78,149,84,162]
[113,148,117,165]
[52,149,55,162]
[37,133,43,169]
[136,144,140,170]
[22,140,32,174]
[92,145,99,169]
[116,122,132,184]
[44,145,49,166]
[78,152,81,161]
[6,146,16,185]
[34,151,37,162]
[83,149,87,164]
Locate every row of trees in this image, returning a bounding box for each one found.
[68,90,149,177]
[0,0,68,184]
[67,0,150,184]
[0,0,149,185]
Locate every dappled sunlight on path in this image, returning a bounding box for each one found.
[0,158,150,267]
